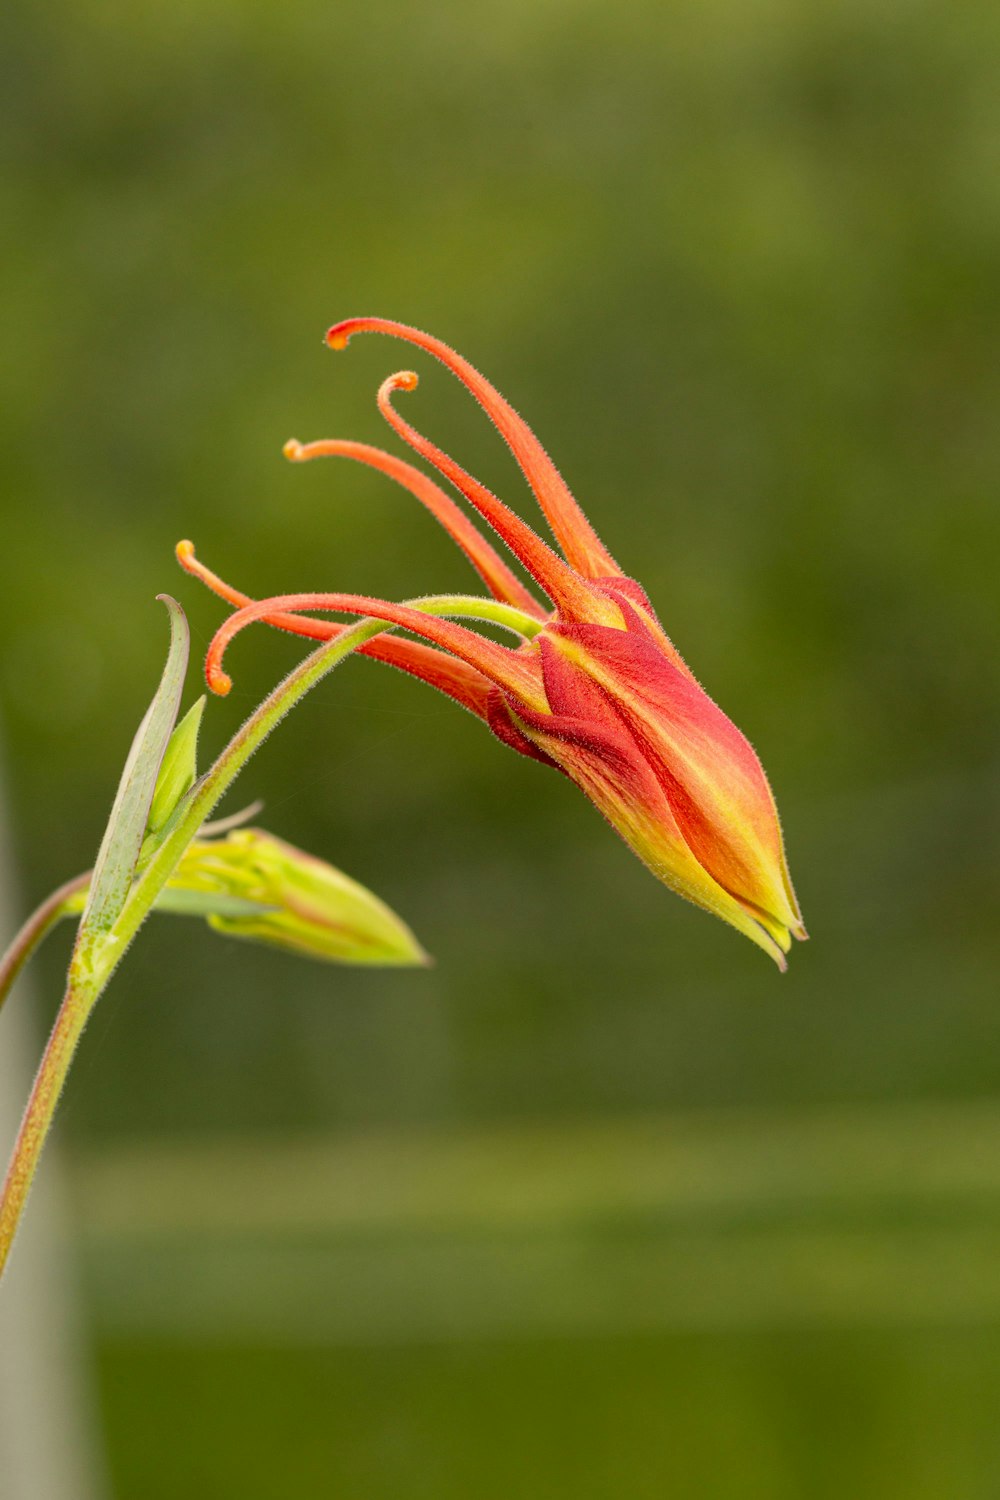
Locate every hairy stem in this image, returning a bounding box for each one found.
[0,871,90,1019]
[0,974,96,1275]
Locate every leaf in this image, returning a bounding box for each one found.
[147,695,205,835]
[79,596,190,941]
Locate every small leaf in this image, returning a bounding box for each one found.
[147,696,205,835]
[79,596,189,941]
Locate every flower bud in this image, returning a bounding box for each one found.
[164,829,428,967]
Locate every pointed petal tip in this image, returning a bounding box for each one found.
[374,935,434,968]
[766,917,808,968]
[756,922,789,971]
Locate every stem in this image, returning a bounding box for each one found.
[428,595,545,638]
[0,871,90,1019]
[2,593,501,1272]
[0,975,96,1276]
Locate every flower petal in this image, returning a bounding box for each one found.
[541,609,805,942]
[504,694,792,968]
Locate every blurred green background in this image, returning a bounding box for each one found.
[2,0,999,1494]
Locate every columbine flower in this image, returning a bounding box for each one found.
[177,318,805,968]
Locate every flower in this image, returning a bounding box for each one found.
[177,318,805,968]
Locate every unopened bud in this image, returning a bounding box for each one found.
[164,829,428,967]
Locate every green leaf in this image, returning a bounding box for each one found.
[79,596,189,942]
[147,695,205,835]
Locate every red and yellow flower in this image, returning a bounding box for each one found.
[178,318,806,967]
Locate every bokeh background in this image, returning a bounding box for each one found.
[2,0,999,1494]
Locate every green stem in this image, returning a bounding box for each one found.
[1,592,518,1273]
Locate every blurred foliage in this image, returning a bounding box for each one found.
[99,1331,1000,1500]
[1,0,999,1492]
